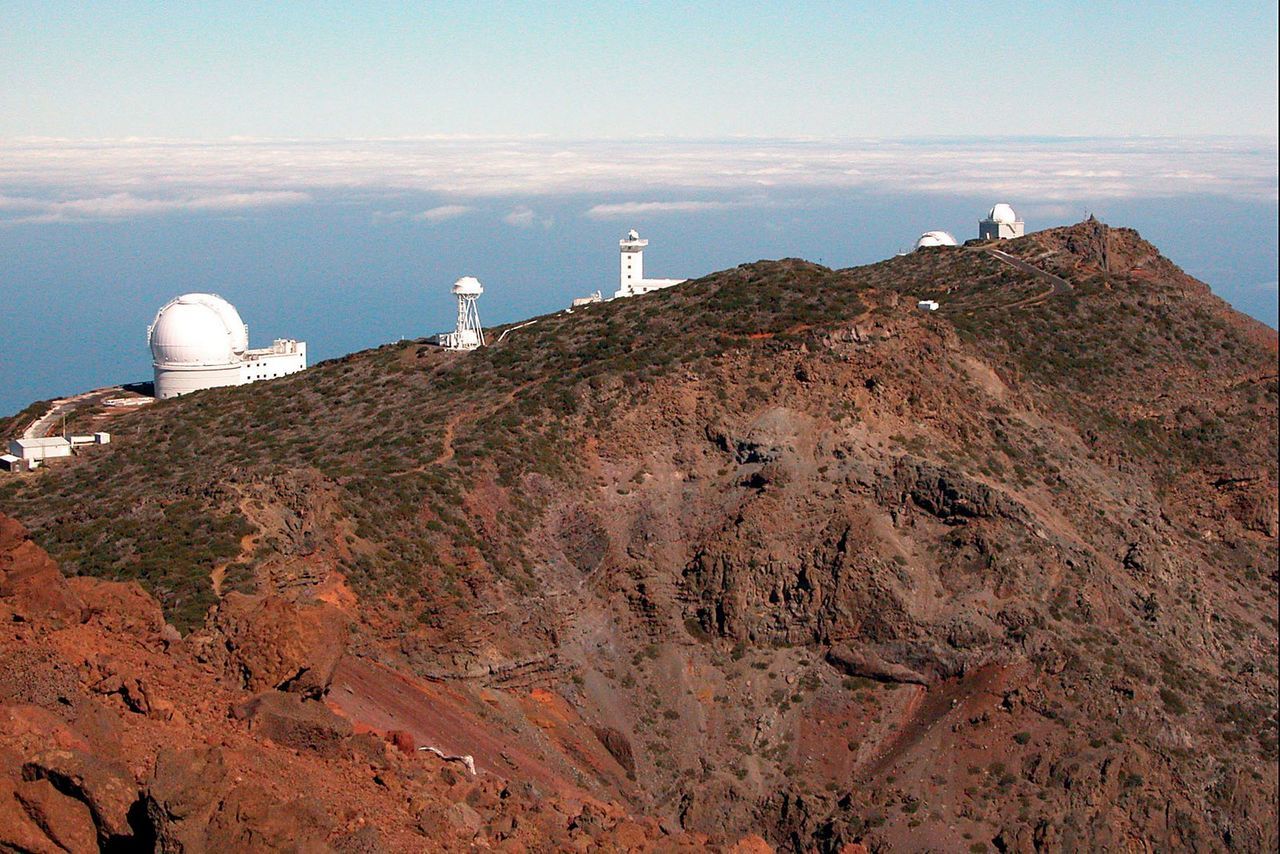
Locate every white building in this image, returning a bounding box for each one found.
[435,276,486,351]
[914,230,958,250]
[8,436,72,464]
[614,229,686,299]
[979,203,1025,240]
[148,293,306,399]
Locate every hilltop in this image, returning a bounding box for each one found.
[1,220,1276,851]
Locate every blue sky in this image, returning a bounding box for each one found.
[3,1,1277,138]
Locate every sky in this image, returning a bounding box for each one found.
[0,2,1276,414]
[3,1,1277,139]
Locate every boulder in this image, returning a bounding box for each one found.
[333,824,386,854]
[204,782,333,852]
[146,746,231,853]
[210,593,349,697]
[21,748,142,846]
[386,729,415,755]
[233,691,353,758]
[0,775,78,854]
[14,777,100,854]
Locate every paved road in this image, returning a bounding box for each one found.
[22,386,120,439]
[985,248,1073,307]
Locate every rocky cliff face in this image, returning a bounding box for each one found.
[0,513,730,851]
[1,221,1276,851]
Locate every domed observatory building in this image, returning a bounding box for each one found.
[914,230,959,250]
[979,203,1025,240]
[148,293,306,399]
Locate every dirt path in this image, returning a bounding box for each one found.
[431,413,461,466]
[424,379,541,470]
[211,502,260,598]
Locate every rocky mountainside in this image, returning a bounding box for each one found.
[1,219,1276,852]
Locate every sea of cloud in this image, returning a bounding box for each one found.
[0,136,1274,225]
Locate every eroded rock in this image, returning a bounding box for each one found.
[21,748,143,846]
[207,592,349,697]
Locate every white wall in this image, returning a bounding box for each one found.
[621,247,643,291]
[154,341,306,399]
[240,348,306,384]
[153,362,245,399]
[979,220,1025,240]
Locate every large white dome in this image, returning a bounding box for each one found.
[178,292,248,353]
[987,203,1018,225]
[915,230,958,250]
[149,293,246,366]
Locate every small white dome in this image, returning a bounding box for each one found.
[452,276,484,296]
[149,293,245,366]
[987,203,1018,225]
[915,230,958,250]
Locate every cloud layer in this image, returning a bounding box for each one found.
[585,200,742,219]
[0,189,309,224]
[0,136,1274,224]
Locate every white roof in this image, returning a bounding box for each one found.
[149,293,248,367]
[1,454,21,463]
[915,230,958,249]
[987,203,1019,224]
[452,276,484,296]
[13,437,71,448]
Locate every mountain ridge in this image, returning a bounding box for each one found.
[0,219,1276,851]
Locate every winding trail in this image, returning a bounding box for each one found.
[432,414,461,466]
[425,379,541,470]
[983,248,1073,309]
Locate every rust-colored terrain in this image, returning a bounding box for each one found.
[1,220,1276,852]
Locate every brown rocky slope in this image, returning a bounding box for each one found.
[0,513,735,851]
[1,220,1276,851]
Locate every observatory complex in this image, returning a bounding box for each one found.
[435,276,486,351]
[980,203,1025,240]
[911,204,1025,252]
[615,230,686,299]
[148,293,306,399]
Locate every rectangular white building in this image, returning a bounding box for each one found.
[240,339,307,384]
[9,436,72,463]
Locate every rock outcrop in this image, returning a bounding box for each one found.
[203,592,349,697]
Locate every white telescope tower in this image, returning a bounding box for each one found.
[439,276,485,350]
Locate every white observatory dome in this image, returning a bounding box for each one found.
[987,203,1018,225]
[149,293,246,366]
[452,276,484,296]
[179,292,248,353]
[914,231,958,250]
